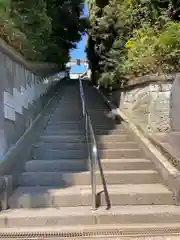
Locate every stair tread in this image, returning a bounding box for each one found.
[40,135,86,138]
[28,158,151,163]
[25,158,154,172]
[98,141,137,144]
[48,121,83,124]
[40,134,129,137]
[35,149,140,153]
[21,169,158,174]
[35,148,140,151]
[27,159,85,163]
[19,169,160,186]
[33,142,140,151]
[101,158,151,162]
[100,148,140,151]
[2,205,180,218]
[12,184,172,196]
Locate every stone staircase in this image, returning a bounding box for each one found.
[0,79,180,238]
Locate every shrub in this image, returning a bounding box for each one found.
[121,21,180,76]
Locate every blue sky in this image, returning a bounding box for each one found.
[70,4,88,73]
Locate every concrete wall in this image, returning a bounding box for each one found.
[110,80,175,133]
[0,44,65,158]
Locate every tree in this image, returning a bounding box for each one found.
[1,0,87,69]
[87,0,180,88]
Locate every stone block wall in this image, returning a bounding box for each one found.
[0,42,65,158]
[110,81,173,133]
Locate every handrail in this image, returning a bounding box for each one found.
[79,78,110,211]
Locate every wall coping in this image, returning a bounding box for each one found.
[112,74,177,92]
[0,38,59,77]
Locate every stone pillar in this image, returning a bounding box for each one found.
[170,75,180,131]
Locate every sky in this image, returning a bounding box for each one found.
[70,4,88,73]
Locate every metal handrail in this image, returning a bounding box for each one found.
[79,78,110,211]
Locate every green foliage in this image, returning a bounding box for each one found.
[0,0,86,67]
[0,0,27,54]
[87,0,180,88]
[0,0,10,15]
[119,21,180,76]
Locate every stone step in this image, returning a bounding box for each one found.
[95,129,128,135]
[92,122,122,127]
[9,184,174,208]
[98,142,139,149]
[1,205,180,228]
[52,112,81,115]
[99,149,143,159]
[25,159,153,172]
[43,129,85,135]
[85,102,107,106]
[39,134,134,143]
[33,149,88,159]
[51,117,83,121]
[0,223,180,239]
[19,170,160,187]
[46,121,83,126]
[52,112,82,117]
[53,110,82,113]
[97,134,134,142]
[50,119,83,123]
[40,135,86,143]
[34,142,138,150]
[47,121,83,126]
[33,148,142,160]
[91,120,116,125]
[46,122,123,131]
[34,142,87,150]
[101,158,154,171]
[88,109,110,113]
[93,125,124,130]
[43,128,128,135]
[25,159,87,172]
[89,112,114,117]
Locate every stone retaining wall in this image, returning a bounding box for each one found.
[0,39,65,158]
[109,75,180,133]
